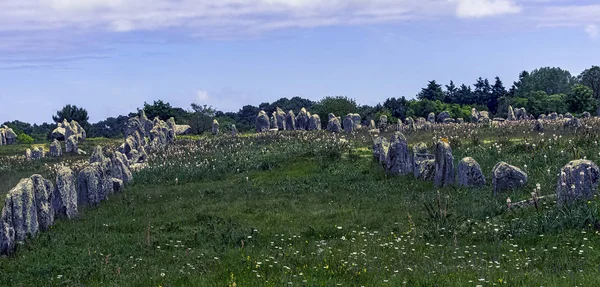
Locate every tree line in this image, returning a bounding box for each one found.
[3,65,599,142]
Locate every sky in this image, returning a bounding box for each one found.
[0,0,599,124]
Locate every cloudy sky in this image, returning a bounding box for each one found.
[0,0,598,123]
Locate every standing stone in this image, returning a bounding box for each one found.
[231,124,238,137]
[31,147,45,160]
[0,195,16,255]
[308,114,321,131]
[557,160,600,205]
[211,119,220,136]
[275,107,286,130]
[507,105,516,121]
[582,112,591,119]
[327,114,342,133]
[350,114,362,130]
[66,135,78,153]
[369,119,376,129]
[77,164,104,207]
[285,110,297,131]
[564,113,574,119]
[471,108,479,122]
[533,120,544,132]
[514,107,527,120]
[457,157,486,187]
[564,118,582,128]
[478,111,490,122]
[373,136,390,168]
[549,112,558,120]
[6,178,38,245]
[539,114,547,120]
[270,116,277,130]
[53,167,78,219]
[434,140,455,187]
[378,115,388,130]
[436,111,451,123]
[111,152,133,185]
[427,112,436,124]
[492,162,527,195]
[25,148,32,161]
[413,143,435,180]
[343,115,354,133]
[89,145,106,164]
[387,132,412,176]
[256,111,270,133]
[30,175,54,232]
[49,139,62,157]
[405,117,416,131]
[295,108,310,130]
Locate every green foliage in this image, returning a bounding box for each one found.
[417,80,444,101]
[311,96,359,127]
[143,100,188,123]
[52,104,90,127]
[566,84,596,113]
[407,99,471,119]
[578,65,600,99]
[514,67,576,98]
[86,115,129,138]
[16,133,33,144]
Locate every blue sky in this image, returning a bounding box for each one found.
[0,0,599,124]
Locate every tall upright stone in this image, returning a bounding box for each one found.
[387,132,412,176]
[295,108,310,130]
[343,115,354,133]
[66,135,78,153]
[53,167,78,219]
[256,110,270,133]
[557,160,600,205]
[457,157,486,187]
[507,105,516,121]
[49,139,62,157]
[378,115,388,130]
[327,114,342,133]
[434,140,455,187]
[437,111,451,123]
[285,110,297,131]
[308,114,321,131]
[275,107,286,130]
[211,119,220,136]
[427,112,436,124]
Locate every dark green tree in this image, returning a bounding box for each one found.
[565,84,596,113]
[444,81,458,104]
[53,104,90,127]
[417,80,444,102]
[383,97,409,119]
[143,100,189,123]
[513,67,575,97]
[455,84,473,105]
[312,96,359,128]
[578,66,600,100]
[489,76,506,114]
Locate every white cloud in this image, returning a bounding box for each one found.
[585,24,599,40]
[453,0,521,18]
[196,90,210,102]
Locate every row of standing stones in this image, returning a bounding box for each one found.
[0,111,182,256]
[373,132,600,208]
[240,105,590,135]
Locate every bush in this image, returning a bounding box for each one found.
[17,133,34,144]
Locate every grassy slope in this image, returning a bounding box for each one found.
[2,145,600,286]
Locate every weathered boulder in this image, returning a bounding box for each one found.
[0,196,16,255]
[65,135,78,153]
[77,163,105,207]
[275,107,286,130]
[458,157,486,187]
[30,174,55,232]
[387,132,412,176]
[557,160,600,205]
[343,115,354,133]
[564,113,573,119]
[373,136,390,168]
[49,139,62,157]
[405,117,415,131]
[53,167,78,219]
[378,115,388,130]
[514,107,527,120]
[89,146,106,164]
[582,112,591,119]
[350,114,362,130]
[270,116,277,130]
[478,111,490,121]
[0,125,17,145]
[327,114,342,133]
[295,108,310,130]
[256,110,270,133]
[564,118,582,128]
[492,162,527,195]
[548,112,558,120]
[285,110,297,131]
[211,119,220,135]
[174,125,191,135]
[308,114,321,131]
[413,142,435,180]
[539,114,547,120]
[231,124,238,137]
[111,151,133,185]
[507,106,516,121]
[434,140,455,187]
[533,120,544,132]
[31,147,45,160]
[437,111,451,123]
[427,112,436,124]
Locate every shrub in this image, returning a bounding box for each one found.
[17,133,34,144]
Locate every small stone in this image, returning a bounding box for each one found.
[492,162,527,195]
[458,157,486,187]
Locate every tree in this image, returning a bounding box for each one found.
[417,80,444,102]
[190,103,217,117]
[513,67,575,98]
[188,104,218,134]
[578,66,600,100]
[383,97,409,119]
[444,81,458,104]
[143,100,189,122]
[455,84,473,105]
[53,104,90,127]
[311,96,359,128]
[565,84,596,113]
[473,77,492,106]
[86,115,129,138]
[490,77,506,114]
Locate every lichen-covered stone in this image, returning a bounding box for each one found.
[415,159,435,181]
[77,164,104,207]
[53,167,78,219]
[434,140,454,187]
[49,139,62,157]
[275,107,286,130]
[343,115,354,133]
[175,125,191,135]
[437,111,451,123]
[256,110,270,133]
[65,135,78,153]
[327,114,342,133]
[427,112,436,124]
[0,195,16,255]
[564,118,582,128]
[387,132,412,176]
[285,110,297,131]
[582,112,591,119]
[211,119,219,135]
[557,160,600,205]
[25,148,32,161]
[471,108,479,122]
[373,136,390,168]
[295,108,310,130]
[548,112,558,120]
[507,105,516,121]
[492,162,527,195]
[350,114,362,130]
[0,125,17,145]
[405,117,415,131]
[30,174,54,232]
[308,114,321,131]
[89,145,106,164]
[458,157,485,187]
[378,115,388,130]
[31,147,45,160]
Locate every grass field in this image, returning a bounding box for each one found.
[2,123,600,286]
